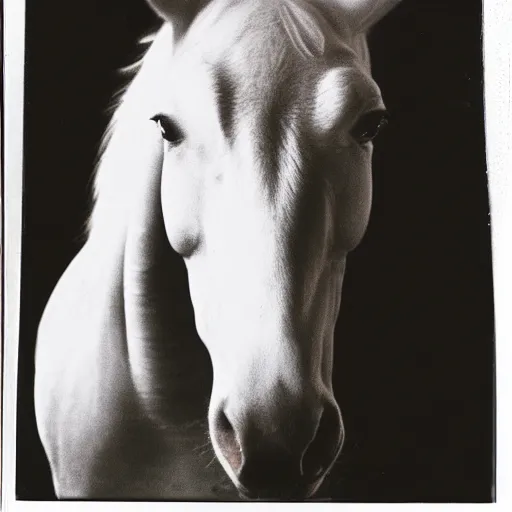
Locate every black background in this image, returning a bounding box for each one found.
[17,0,494,502]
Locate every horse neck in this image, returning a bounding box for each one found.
[87,26,213,429]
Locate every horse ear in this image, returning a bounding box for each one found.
[334,0,402,32]
[145,0,211,39]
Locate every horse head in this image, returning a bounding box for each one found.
[138,0,397,499]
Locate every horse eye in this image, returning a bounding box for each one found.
[150,114,185,145]
[350,109,389,144]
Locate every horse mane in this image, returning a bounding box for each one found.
[85,30,162,238]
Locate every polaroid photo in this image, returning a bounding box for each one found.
[2,0,509,510]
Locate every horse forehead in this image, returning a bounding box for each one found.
[181,0,274,60]
[180,0,354,71]
[163,0,368,164]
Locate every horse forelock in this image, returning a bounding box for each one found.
[280,0,328,59]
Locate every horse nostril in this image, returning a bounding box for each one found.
[300,401,343,480]
[212,399,343,499]
[215,409,242,473]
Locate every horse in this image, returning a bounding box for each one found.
[34,0,400,501]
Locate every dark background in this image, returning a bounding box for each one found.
[17,0,494,502]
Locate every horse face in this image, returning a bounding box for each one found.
[147,0,390,500]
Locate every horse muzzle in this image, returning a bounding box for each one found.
[209,393,344,500]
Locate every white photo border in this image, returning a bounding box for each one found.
[3,0,510,510]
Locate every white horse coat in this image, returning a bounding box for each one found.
[35,0,400,500]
